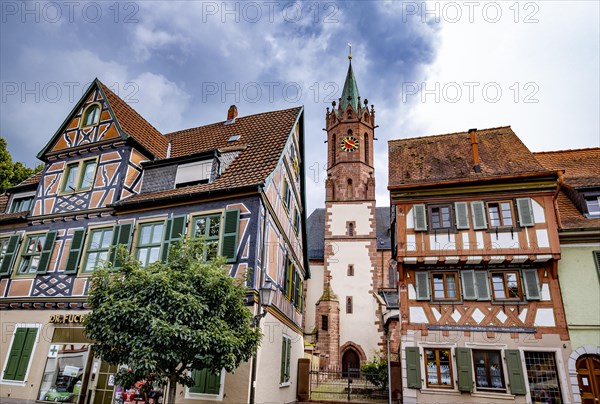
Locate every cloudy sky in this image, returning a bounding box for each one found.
[1,1,598,213]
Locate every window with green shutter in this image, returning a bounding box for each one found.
[161,215,186,262]
[65,229,86,274]
[456,347,473,392]
[2,327,38,381]
[415,272,430,300]
[405,347,422,389]
[413,204,427,231]
[280,335,292,384]
[83,227,114,273]
[109,223,133,267]
[189,368,221,395]
[455,202,470,229]
[461,270,477,300]
[221,209,239,263]
[474,271,491,300]
[516,198,535,227]
[471,201,488,230]
[505,350,527,395]
[0,235,21,277]
[135,221,165,267]
[17,232,56,275]
[522,268,541,300]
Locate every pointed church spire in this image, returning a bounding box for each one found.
[340,45,360,113]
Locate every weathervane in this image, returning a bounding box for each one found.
[348,42,352,60]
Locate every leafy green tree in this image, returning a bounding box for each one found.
[84,239,262,404]
[361,355,388,390]
[0,136,43,192]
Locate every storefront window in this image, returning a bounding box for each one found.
[38,343,89,402]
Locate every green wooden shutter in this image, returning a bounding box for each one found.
[505,350,527,395]
[221,209,240,263]
[455,202,470,229]
[471,201,488,230]
[36,231,57,274]
[405,347,422,389]
[593,251,600,279]
[205,371,220,395]
[522,268,541,300]
[456,348,473,392]
[474,271,491,300]
[192,369,206,393]
[3,327,37,381]
[413,204,427,231]
[280,337,290,383]
[516,198,535,227]
[109,223,133,266]
[415,272,430,300]
[294,271,301,308]
[161,216,186,262]
[0,235,21,277]
[461,270,477,300]
[65,229,86,274]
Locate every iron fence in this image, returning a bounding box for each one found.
[309,366,388,403]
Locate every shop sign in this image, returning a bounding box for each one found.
[49,314,86,324]
[63,365,80,377]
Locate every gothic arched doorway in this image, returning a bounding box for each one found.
[342,348,360,378]
[577,354,600,403]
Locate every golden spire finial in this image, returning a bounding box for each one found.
[348,42,352,60]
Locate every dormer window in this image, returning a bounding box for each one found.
[9,192,35,213]
[585,195,600,218]
[175,160,212,188]
[61,158,98,193]
[81,104,101,128]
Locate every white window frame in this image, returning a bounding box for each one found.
[464,342,514,399]
[184,369,225,401]
[1,323,42,385]
[417,342,459,393]
[175,160,213,187]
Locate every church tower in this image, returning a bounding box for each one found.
[316,51,380,372]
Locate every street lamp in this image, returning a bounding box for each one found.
[252,278,275,327]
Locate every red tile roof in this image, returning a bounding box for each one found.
[534,148,600,230]
[116,106,303,205]
[11,171,42,189]
[99,82,169,159]
[533,148,600,188]
[389,126,551,187]
[0,194,8,213]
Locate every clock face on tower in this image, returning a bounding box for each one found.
[340,136,359,152]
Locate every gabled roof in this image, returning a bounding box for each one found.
[38,79,168,160]
[533,148,600,188]
[115,106,303,206]
[306,207,391,260]
[98,82,168,159]
[389,126,552,187]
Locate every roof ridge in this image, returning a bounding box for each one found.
[165,106,303,137]
[388,125,512,143]
[533,147,600,155]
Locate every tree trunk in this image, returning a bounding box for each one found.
[167,375,178,404]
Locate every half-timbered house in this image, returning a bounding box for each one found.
[388,127,572,403]
[0,79,308,404]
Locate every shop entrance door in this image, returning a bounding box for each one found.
[85,358,117,404]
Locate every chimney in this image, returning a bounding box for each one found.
[469,128,481,173]
[227,105,238,121]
